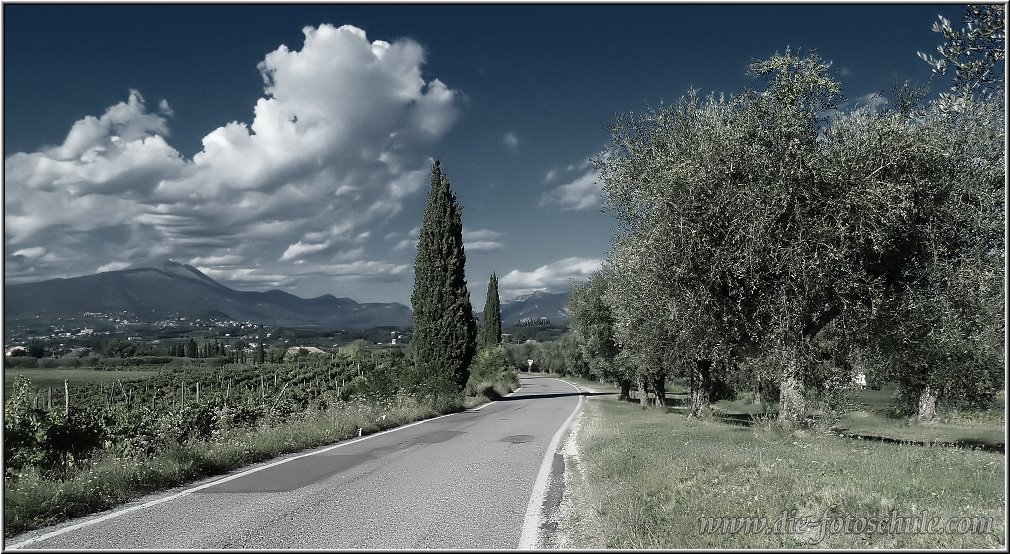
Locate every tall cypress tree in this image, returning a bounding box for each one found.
[410,160,477,395]
[480,272,502,348]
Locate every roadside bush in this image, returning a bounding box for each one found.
[466,345,518,399]
[4,357,37,369]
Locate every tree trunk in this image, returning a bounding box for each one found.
[618,378,632,401]
[652,373,667,407]
[638,377,648,407]
[690,360,712,418]
[778,350,806,425]
[917,385,939,422]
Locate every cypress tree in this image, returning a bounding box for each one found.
[480,272,502,348]
[410,160,477,395]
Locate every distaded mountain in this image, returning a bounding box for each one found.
[3,260,412,328]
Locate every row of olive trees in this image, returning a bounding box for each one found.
[568,6,1004,424]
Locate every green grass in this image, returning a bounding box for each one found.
[830,411,1004,451]
[4,378,520,539]
[4,368,160,394]
[565,394,1006,548]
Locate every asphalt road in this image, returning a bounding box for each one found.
[7,375,584,549]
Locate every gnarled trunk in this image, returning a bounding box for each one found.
[778,350,806,425]
[652,373,667,407]
[917,385,939,422]
[618,378,632,401]
[690,359,712,418]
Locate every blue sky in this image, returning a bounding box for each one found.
[3,4,967,305]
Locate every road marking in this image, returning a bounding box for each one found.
[6,382,526,550]
[518,378,583,549]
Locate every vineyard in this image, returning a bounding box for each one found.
[6,348,441,479]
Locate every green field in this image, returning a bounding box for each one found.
[4,368,161,394]
[565,393,1005,548]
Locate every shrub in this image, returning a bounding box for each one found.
[4,357,37,369]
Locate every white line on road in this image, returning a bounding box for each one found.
[6,383,526,550]
[518,378,584,549]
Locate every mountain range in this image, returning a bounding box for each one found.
[3,260,412,329]
[494,290,570,326]
[4,260,572,329]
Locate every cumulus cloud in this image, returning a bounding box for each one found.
[498,256,603,297]
[5,24,460,290]
[540,166,603,211]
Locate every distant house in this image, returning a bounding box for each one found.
[285,346,326,355]
[5,346,27,357]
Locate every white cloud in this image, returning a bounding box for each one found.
[462,228,504,252]
[12,247,47,259]
[463,228,503,241]
[393,239,417,251]
[5,24,460,292]
[280,240,332,261]
[544,168,558,183]
[189,254,245,266]
[197,267,298,289]
[854,93,888,114]
[503,131,519,151]
[540,166,602,211]
[96,261,131,273]
[466,240,504,253]
[566,159,590,172]
[499,256,603,297]
[299,260,410,279]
